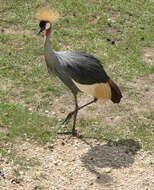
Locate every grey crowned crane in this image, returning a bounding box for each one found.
[36,7,122,136]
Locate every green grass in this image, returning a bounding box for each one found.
[0,0,154,156]
[0,102,58,144]
[78,111,154,151]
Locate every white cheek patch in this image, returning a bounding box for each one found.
[46,22,51,30]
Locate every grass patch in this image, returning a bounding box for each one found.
[0,102,58,144]
[78,111,154,151]
[0,0,154,153]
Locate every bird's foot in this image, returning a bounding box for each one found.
[61,110,76,125]
[57,130,77,136]
[57,131,72,135]
[72,129,77,136]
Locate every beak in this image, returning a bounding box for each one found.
[37,28,44,35]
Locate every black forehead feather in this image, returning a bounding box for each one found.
[39,21,46,28]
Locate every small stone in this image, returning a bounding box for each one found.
[0,171,5,179]
[107,23,112,27]
[48,145,54,151]
[11,178,20,184]
[19,171,24,175]
[4,112,9,116]
[107,38,111,42]
[111,40,115,45]
[28,108,32,111]
[104,168,112,173]
[61,142,65,146]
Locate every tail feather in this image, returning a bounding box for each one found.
[108,79,122,103]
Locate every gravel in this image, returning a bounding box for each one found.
[0,136,154,190]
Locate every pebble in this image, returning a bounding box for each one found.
[1,139,154,190]
[104,168,112,173]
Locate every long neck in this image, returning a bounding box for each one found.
[44,27,53,54]
[44,27,58,70]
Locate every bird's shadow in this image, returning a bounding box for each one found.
[80,138,141,184]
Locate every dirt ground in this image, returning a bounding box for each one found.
[0,74,154,190]
[0,137,154,190]
[0,50,154,189]
[0,1,154,189]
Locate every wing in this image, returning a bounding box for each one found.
[56,51,122,103]
[56,51,109,85]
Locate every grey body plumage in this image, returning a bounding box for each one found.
[38,20,122,135]
[56,51,109,85]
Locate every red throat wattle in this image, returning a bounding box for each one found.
[45,21,49,36]
[45,29,49,36]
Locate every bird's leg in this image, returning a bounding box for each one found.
[62,98,97,125]
[72,95,78,136]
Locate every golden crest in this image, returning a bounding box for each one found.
[36,6,59,23]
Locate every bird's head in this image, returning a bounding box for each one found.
[38,20,52,35]
[36,6,59,36]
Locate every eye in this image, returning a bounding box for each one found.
[46,22,51,30]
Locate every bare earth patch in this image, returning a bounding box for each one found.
[0,24,32,36]
[0,47,154,190]
[143,47,154,66]
[0,138,154,190]
[0,75,154,190]
[34,74,154,129]
[0,1,154,189]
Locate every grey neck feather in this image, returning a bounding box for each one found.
[44,26,58,73]
[44,27,51,49]
[43,25,80,94]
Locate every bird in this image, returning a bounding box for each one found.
[36,7,122,136]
